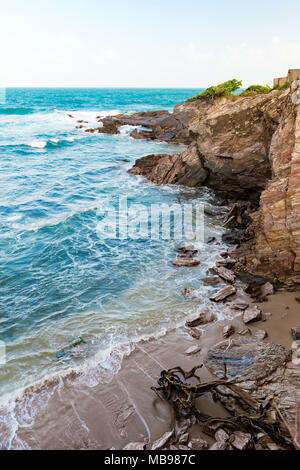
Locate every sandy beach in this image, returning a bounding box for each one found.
[4,288,297,450]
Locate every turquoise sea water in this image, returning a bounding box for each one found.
[0,89,227,418]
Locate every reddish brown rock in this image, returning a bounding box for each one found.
[217,266,236,283]
[123,442,146,450]
[210,286,236,302]
[188,438,209,450]
[243,305,262,324]
[254,329,268,341]
[231,431,252,450]
[291,327,300,340]
[182,287,197,296]
[238,328,252,336]
[127,84,300,285]
[232,299,249,310]
[172,258,200,267]
[223,325,235,338]
[151,431,174,451]
[185,345,202,356]
[186,311,215,328]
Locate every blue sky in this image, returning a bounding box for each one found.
[1,0,300,87]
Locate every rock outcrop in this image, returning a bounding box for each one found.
[91,107,205,144]
[128,82,300,285]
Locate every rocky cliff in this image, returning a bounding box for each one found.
[128,83,300,285]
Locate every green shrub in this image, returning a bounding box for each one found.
[273,81,290,91]
[187,79,243,102]
[240,85,272,97]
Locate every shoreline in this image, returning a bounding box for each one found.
[1,285,298,450]
[2,83,300,450]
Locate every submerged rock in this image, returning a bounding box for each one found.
[173,258,200,267]
[182,287,197,296]
[201,276,221,286]
[56,337,88,360]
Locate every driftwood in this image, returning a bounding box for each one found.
[152,365,296,450]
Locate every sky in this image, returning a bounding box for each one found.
[1,0,300,88]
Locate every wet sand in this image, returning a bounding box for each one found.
[7,289,299,450]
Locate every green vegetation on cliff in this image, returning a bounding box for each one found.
[240,85,272,96]
[241,82,290,96]
[187,79,242,102]
[273,81,291,91]
[188,79,291,102]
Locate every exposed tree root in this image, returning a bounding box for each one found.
[152,366,296,450]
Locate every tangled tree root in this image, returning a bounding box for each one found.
[151,366,296,450]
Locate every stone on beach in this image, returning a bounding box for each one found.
[209,442,228,450]
[215,428,230,444]
[291,327,300,341]
[188,438,209,450]
[243,305,262,324]
[187,328,201,340]
[238,328,252,336]
[186,311,215,328]
[123,442,146,450]
[231,431,252,450]
[205,338,288,382]
[261,282,274,297]
[178,433,189,445]
[223,325,235,339]
[151,431,174,451]
[232,299,249,310]
[185,345,202,356]
[217,266,236,283]
[254,329,268,341]
[210,286,236,302]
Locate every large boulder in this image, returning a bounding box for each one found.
[205,338,289,381]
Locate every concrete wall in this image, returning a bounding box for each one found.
[274,77,288,87]
[288,69,300,82]
[274,69,300,88]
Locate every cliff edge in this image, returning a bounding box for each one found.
[128,82,300,285]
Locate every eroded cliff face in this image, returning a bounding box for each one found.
[129,84,300,285]
[245,83,300,284]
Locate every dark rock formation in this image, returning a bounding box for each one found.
[127,82,300,285]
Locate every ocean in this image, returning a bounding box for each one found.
[0,88,228,448]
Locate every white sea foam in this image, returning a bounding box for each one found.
[28,140,47,149]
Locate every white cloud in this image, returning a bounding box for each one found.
[89,49,120,65]
[181,38,300,86]
[60,35,85,50]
